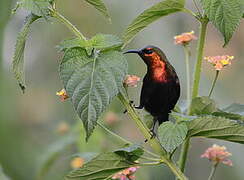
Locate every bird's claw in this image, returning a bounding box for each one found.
[144,130,156,143]
[123,101,134,113]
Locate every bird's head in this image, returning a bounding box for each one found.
[124,45,168,66]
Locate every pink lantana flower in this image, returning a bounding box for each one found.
[124,75,140,87]
[174,31,197,45]
[205,55,234,71]
[201,144,233,166]
[112,166,140,180]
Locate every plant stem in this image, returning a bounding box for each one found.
[208,70,219,98]
[50,8,87,41]
[178,17,209,176]
[208,163,218,180]
[177,138,190,172]
[97,121,160,158]
[183,45,191,109]
[190,17,208,102]
[118,93,188,180]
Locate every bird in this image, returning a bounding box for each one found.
[124,45,180,137]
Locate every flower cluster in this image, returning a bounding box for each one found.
[112,166,140,180]
[56,88,69,101]
[174,31,197,45]
[124,75,140,87]
[201,144,233,166]
[205,55,234,71]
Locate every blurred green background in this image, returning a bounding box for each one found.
[0,0,244,179]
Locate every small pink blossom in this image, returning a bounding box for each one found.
[112,166,140,180]
[205,55,234,71]
[124,75,140,87]
[174,31,197,45]
[201,144,233,166]
[104,111,119,125]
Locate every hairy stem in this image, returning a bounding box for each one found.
[177,138,190,173]
[178,17,209,175]
[190,17,208,102]
[183,45,191,109]
[97,122,159,158]
[118,93,188,180]
[208,163,218,180]
[208,70,219,98]
[50,8,87,41]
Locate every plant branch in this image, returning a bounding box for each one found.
[192,0,202,17]
[183,45,191,109]
[97,121,159,158]
[190,17,209,111]
[208,70,219,98]
[178,17,209,175]
[49,8,87,41]
[208,163,218,180]
[118,93,188,180]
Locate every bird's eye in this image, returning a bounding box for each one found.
[143,49,153,54]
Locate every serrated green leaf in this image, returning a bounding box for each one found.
[201,0,243,46]
[158,121,188,153]
[84,0,110,21]
[37,134,77,179]
[190,96,218,115]
[187,116,244,143]
[66,152,137,180]
[0,165,10,180]
[12,14,40,93]
[123,0,185,46]
[17,0,50,16]
[59,48,128,140]
[58,34,123,52]
[114,144,144,162]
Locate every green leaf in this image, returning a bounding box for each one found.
[190,96,218,115]
[58,34,123,52]
[17,0,50,16]
[59,48,128,140]
[12,14,40,93]
[0,165,10,180]
[66,152,137,180]
[37,134,77,179]
[84,0,110,21]
[187,116,244,144]
[158,121,188,153]
[123,0,185,46]
[201,0,243,46]
[114,144,144,162]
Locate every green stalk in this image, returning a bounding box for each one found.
[178,17,209,175]
[49,8,87,41]
[118,93,188,180]
[208,70,219,98]
[190,17,209,101]
[208,163,218,180]
[97,121,159,158]
[183,45,191,109]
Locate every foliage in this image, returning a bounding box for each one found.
[123,0,185,46]
[200,0,243,46]
[66,151,140,180]
[59,47,127,140]
[158,121,188,153]
[11,0,244,179]
[12,14,40,92]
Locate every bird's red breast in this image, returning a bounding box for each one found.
[145,51,168,83]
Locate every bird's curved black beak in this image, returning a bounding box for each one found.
[123,49,140,54]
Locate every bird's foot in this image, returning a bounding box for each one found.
[144,130,157,143]
[123,101,134,113]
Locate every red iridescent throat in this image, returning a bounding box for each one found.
[145,52,168,83]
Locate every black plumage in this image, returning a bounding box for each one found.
[125,45,180,136]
